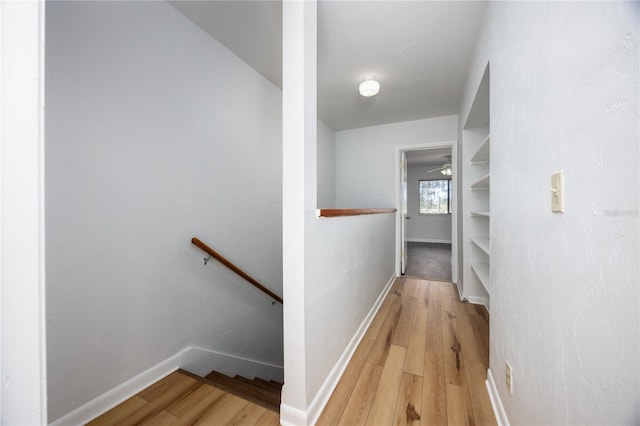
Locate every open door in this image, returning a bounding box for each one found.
[401,151,408,274]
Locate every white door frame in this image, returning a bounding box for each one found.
[394,140,457,281]
[0,1,48,424]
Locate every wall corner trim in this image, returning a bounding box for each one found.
[303,274,396,425]
[49,347,189,426]
[486,368,510,426]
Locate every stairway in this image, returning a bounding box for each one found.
[201,370,283,413]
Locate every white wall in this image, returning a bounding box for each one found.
[45,1,283,422]
[282,2,396,423]
[335,116,458,208]
[317,119,335,208]
[461,2,639,424]
[406,166,452,243]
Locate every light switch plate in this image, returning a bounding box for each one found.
[551,170,564,213]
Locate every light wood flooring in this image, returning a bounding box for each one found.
[87,370,280,426]
[317,277,496,426]
[88,277,493,426]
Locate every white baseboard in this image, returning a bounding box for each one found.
[49,348,188,425]
[50,346,284,426]
[486,368,510,426]
[281,274,395,426]
[180,346,284,383]
[406,238,452,244]
[280,401,308,426]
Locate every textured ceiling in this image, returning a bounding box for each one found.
[170,1,487,131]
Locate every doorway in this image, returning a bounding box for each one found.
[396,143,456,282]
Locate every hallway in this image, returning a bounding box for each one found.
[317,277,494,425]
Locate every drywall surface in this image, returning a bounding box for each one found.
[406,166,452,242]
[335,115,458,208]
[45,1,283,421]
[460,2,639,424]
[317,119,336,208]
[282,2,396,423]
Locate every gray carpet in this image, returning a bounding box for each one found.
[404,242,452,282]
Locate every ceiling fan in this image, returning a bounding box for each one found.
[426,163,453,176]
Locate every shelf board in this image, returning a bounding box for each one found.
[470,134,490,164]
[470,236,490,256]
[470,210,490,217]
[471,263,490,293]
[470,173,490,190]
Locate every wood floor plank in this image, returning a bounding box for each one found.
[453,299,484,364]
[227,402,270,425]
[442,306,467,387]
[392,296,417,347]
[369,298,403,366]
[367,291,400,339]
[194,393,250,425]
[404,278,422,299]
[336,362,383,426]
[391,278,408,299]
[425,296,443,354]
[465,360,497,426]
[416,280,430,310]
[254,409,280,426]
[138,410,177,426]
[445,385,474,426]
[393,373,423,426]
[317,333,377,425]
[404,295,428,376]
[365,345,407,426]
[439,283,454,310]
[421,352,447,426]
[465,303,490,369]
[166,384,226,425]
[138,371,196,402]
[86,396,148,426]
[114,374,201,426]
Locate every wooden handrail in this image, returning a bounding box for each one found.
[191,237,283,304]
[317,208,397,218]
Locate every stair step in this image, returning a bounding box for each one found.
[254,376,284,391]
[235,375,282,398]
[203,370,281,413]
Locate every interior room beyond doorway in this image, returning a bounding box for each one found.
[404,148,453,281]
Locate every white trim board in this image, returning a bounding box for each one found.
[406,238,452,244]
[486,368,510,426]
[280,274,396,426]
[49,346,284,426]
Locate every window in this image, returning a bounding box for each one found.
[419,179,451,214]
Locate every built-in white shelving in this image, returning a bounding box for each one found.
[471,263,490,292]
[462,63,490,308]
[470,173,490,190]
[470,134,490,164]
[470,236,490,256]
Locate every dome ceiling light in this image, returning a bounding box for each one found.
[359,78,380,97]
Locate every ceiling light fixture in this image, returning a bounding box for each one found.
[359,78,380,97]
[441,164,452,176]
